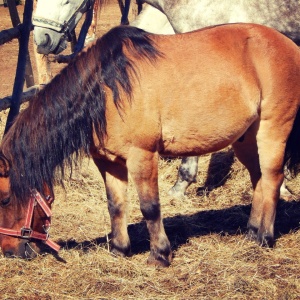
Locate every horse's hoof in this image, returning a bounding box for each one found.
[258,233,274,248]
[147,253,172,268]
[280,188,295,201]
[246,224,258,241]
[247,230,257,242]
[85,34,96,46]
[247,225,274,247]
[168,186,186,199]
[110,243,131,257]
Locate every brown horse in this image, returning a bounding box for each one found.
[0,24,300,266]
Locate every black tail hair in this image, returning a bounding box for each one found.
[285,108,300,176]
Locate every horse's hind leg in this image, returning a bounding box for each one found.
[234,120,286,247]
[127,148,172,267]
[232,128,264,243]
[253,129,286,247]
[168,156,199,198]
[93,158,131,257]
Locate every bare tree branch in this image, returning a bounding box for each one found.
[0,24,23,45]
[0,85,42,112]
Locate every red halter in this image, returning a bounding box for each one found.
[0,190,60,252]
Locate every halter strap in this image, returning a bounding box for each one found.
[0,190,60,252]
[32,0,94,34]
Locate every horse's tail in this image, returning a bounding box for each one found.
[285,108,300,177]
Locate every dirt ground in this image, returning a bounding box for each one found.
[2,2,300,300]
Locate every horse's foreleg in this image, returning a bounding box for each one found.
[93,158,131,257]
[127,149,172,267]
[168,156,199,198]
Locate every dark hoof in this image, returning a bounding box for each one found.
[247,224,258,241]
[247,225,274,248]
[258,233,274,248]
[147,249,172,267]
[110,243,131,257]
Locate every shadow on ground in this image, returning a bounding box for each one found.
[57,198,300,255]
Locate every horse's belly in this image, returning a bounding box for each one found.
[160,108,258,156]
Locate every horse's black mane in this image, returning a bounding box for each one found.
[0,25,162,203]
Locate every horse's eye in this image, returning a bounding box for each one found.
[1,197,10,207]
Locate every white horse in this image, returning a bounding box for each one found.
[134,0,300,42]
[33,0,300,54]
[33,0,300,199]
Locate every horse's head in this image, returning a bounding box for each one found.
[0,156,59,258]
[33,0,93,54]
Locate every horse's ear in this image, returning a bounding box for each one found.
[0,154,10,177]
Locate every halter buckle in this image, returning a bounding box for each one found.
[20,227,32,239]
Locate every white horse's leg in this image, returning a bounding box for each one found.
[168,156,198,198]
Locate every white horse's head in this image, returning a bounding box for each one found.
[33,0,93,54]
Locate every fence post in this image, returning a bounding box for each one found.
[4,0,34,134]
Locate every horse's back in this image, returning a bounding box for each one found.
[104,24,300,157]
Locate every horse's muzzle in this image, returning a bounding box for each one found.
[34,27,67,55]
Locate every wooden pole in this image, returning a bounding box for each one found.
[4,0,34,134]
[7,0,35,88]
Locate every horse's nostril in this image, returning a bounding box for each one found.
[36,33,52,54]
[24,243,38,259]
[44,34,50,46]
